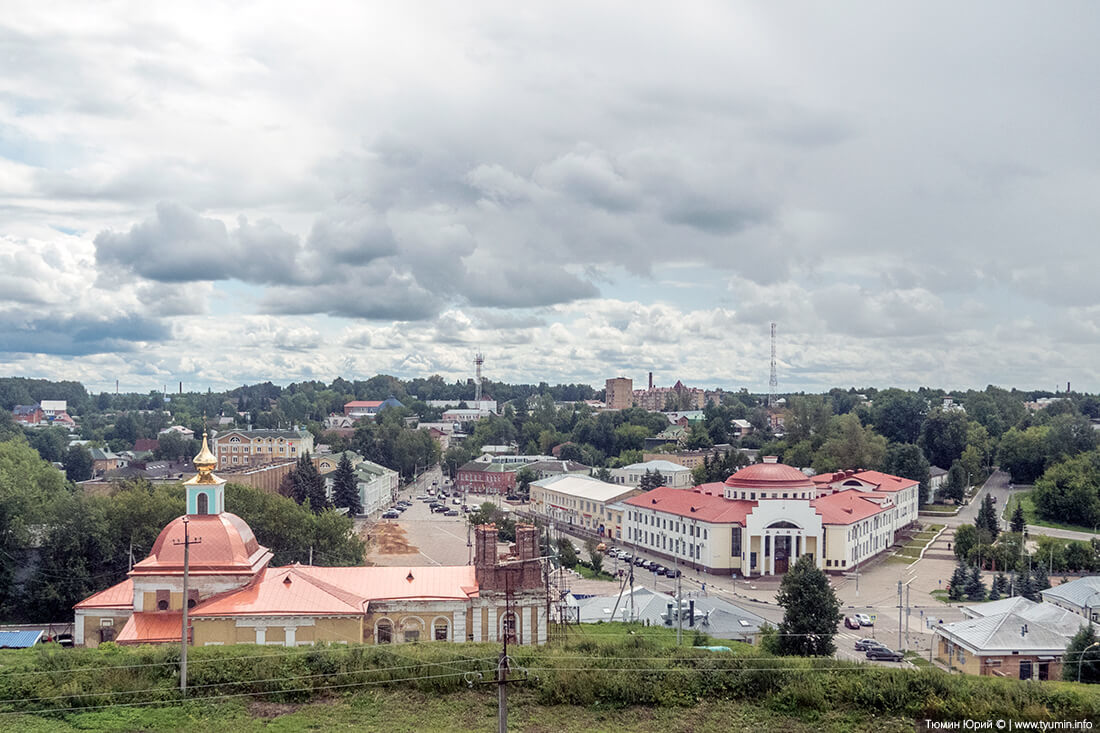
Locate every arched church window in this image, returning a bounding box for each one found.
[197,493,209,514]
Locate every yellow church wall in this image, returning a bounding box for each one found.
[192,619,237,646]
[314,618,361,644]
[81,613,131,647]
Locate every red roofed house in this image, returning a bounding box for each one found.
[622,457,915,577]
[74,436,546,648]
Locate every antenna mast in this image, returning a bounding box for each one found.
[474,352,484,402]
[769,322,778,407]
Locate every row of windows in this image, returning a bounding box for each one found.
[727,490,812,500]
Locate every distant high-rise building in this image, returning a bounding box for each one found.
[605,377,633,410]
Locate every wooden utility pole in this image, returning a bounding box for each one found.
[497,648,508,733]
[173,516,201,696]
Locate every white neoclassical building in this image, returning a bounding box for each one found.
[622,458,918,576]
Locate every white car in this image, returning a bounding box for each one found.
[854,613,873,627]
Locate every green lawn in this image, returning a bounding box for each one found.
[573,564,617,581]
[1003,491,1099,535]
[904,652,932,669]
[918,505,958,515]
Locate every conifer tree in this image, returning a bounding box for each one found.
[332,453,361,515]
[948,563,968,601]
[1010,502,1026,533]
[965,564,987,602]
[292,452,328,514]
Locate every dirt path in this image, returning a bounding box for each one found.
[363,521,419,555]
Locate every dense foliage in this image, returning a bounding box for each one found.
[774,555,841,656]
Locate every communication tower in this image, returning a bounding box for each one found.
[474,352,484,403]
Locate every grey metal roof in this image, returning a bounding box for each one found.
[1040,576,1100,608]
[937,611,1070,654]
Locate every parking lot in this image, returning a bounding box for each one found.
[361,472,477,568]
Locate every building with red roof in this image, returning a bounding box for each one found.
[622,457,915,577]
[74,436,546,649]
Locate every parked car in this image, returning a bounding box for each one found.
[445,510,459,517]
[865,647,904,662]
[415,495,428,500]
[633,557,647,567]
[381,511,400,519]
[452,497,462,505]
[854,613,873,626]
[844,616,861,630]
[854,638,886,652]
[653,565,667,575]
[664,567,681,578]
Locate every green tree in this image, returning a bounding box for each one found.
[784,395,833,446]
[515,465,536,501]
[586,540,604,575]
[941,462,967,503]
[1031,561,1050,594]
[948,563,968,601]
[965,564,986,602]
[1032,451,1100,528]
[882,442,932,504]
[639,469,666,492]
[989,573,1006,601]
[1011,501,1026,533]
[63,444,93,482]
[976,494,1000,542]
[954,524,978,563]
[871,389,927,444]
[331,453,361,515]
[919,409,970,472]
[997,426,1049,484]
[1014,566,1037,601]
[1064,624,1100,683]
[815,414,887,472]
[556,538,578,569]
[291,453,327,513]
[774,554,841,656]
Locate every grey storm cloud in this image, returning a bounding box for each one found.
[0,309,168,356]
[94,202,302,285]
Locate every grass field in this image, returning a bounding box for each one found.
[1004,491,1098,534]
[890,524,945,563]
[1,689,919,733]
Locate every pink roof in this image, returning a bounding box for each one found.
[131,513,272,577]
[191,564,479,617]
[345,401,383,408]
[724,461,815,491]
[624,485,753,525]
[116,612,181,645]
[811,491,891,525]
[845,470,918,493]
[74,579,133,610]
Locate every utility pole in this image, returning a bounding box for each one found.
[676,558,683,646]
[308,546,313,566]
[905,583,911,652]
[497,647,508,733]
[173,516,202,696]
[897,580,903,652]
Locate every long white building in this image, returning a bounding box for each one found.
[622,458,919,576]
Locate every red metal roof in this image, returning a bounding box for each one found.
[624,486,753,525]
[844,470,919,493]
[810,491,891,525]
[191,564,479,617]
[74,579,133,610]
[131,513,272,576]
[116,612,182,645]
[724,461,815,491]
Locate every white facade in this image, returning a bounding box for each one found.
[609,460,694,488]
[529,474,636,537]
[354,461,400,515]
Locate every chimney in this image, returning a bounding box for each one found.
[665,602,674,625]
[688,599,696,626]
[648,372,653,390]
[763,456,778,464]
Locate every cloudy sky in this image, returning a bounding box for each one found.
[3,2,1100,395]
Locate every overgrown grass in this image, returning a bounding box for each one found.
[1,627,1098,727]
[919,505,959,516]
[574,564,618,581]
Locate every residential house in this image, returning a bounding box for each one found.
[523,460,591,481]
[642,445,735,470]
[934,603,1078,680]
[529,474,637,538]
[353,460,400,515]
[730,419,753,438]
[604,377,633,410]
[456,461,516,495]
[159,425,195,439]
[1040,576,1100,623]
[12,405,43,426]
[89,448,126,477]
[213,429,314,469]
[609,460,695,489]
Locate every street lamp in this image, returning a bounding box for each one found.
[1077,640,1100,684]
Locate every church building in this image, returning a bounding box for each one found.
[74,436,547,647]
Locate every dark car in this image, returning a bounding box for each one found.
[431,504,448,513]
[854,638,885,652]
[844,616,861,630]
[445,510,459,517]
[664,568,681,578]
[381,511,400,519]
[865,647,904,662]
[633,557,646,567]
